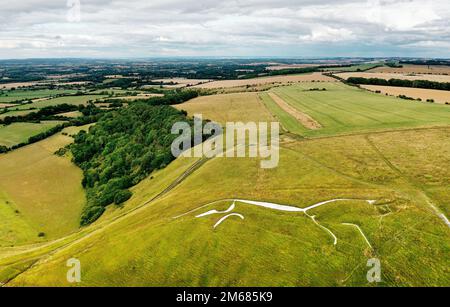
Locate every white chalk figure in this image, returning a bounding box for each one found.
[187,198,378,246]
[196,202,236,218]
[213,213,245,229]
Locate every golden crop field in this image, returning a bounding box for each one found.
[175,92,274,124]
[336,72,450,83]
[360,85,450,104]
[369,64,450,75]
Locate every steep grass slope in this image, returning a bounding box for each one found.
[1,128,448,286]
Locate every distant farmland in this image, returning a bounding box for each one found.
[194,73,336,89]
[11,94,107,110]
[360,85,450,104]
[336,72,450,83]
[368,64,450,75]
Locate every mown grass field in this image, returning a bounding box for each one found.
[0,127,448,286]
[0,121,65,147]
[0,125,89,245]
[266,82,450,137]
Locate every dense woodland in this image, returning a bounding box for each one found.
[71,92,199,225]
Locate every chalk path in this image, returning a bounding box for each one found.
[342,223,373,249]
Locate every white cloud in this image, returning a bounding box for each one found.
[299,26,355,42]
[0,0,448,58]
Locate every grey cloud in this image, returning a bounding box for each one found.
[0,0,448,58]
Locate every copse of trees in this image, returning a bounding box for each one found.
[347,77,450,91]
[70,103,196,226]
[0,104,80,125]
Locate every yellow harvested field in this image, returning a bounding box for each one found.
[336,72,450,83]
[0,103,16,108]
[175,92,274,124]
[268,93,321,129]
[369,64,450,75]
[0,82,39,89]
[58,111,83,118]
[360,85,450,104]
[194,73,336,89]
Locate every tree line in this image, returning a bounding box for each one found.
[347,77,450,91]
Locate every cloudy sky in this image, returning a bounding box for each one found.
[0,0,449,59]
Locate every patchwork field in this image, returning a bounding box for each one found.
[0,79,448,287]
[0,125,89,246]
[336,72,450,83]
[360,85,450,104]
[194,73,336,89]
[1,127,448,286]
[0,121,65,147]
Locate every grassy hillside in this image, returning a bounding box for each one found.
[1,127,448,286]
[0,125,89,244]
[0,83,448,287]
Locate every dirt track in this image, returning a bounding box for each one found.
[268,92,322,129]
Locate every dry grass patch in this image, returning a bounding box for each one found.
[267,92,321,129]
[0,125,89,241]
[175,92,274,124]
[0,82,40,90]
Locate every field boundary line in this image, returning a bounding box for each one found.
[267,92,322,129]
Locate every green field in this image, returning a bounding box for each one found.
[0,110,35,120]
[264,83,450,137]
[0,126,89,246]
[0,121,65,147]
[0,90,77,103]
